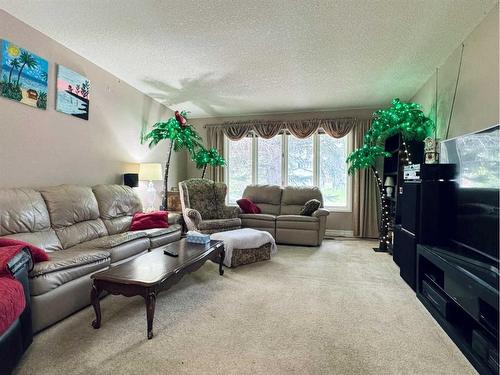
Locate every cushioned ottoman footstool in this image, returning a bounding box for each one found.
[211,228,277,268]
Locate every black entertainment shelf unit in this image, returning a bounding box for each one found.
[382,134,423,255]
[417,244,499,375]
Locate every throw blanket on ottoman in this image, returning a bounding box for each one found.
[211,228,277,267]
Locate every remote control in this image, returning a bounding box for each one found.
[163,249,179,257]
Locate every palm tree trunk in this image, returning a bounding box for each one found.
[371,166,389,252]
[202,165,207,179]
[16,63,26,87]
[162,141,174,210]
[8,67,15,84]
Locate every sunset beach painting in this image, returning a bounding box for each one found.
[0,39,48,109]
[56,65,90,120]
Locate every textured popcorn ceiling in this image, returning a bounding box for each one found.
[0,0,496,118]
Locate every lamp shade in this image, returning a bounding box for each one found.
[139,163,162,181]
[384,176,395,187]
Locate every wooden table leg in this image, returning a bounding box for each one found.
[145,292,156,339]
[91,284,102,329]
[219,247,225,276]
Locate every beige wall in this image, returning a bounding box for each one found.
[187,108,376,232]
[412,4,499,139]
[0,10,186,204]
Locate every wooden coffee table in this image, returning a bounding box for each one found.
[90,239,225,339]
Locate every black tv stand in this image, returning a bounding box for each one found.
[417,244,499,375]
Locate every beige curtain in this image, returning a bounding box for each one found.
[352,119,379,238]
[222,123,252,140]
[206,126,225,182]
[252,122,282,139]
[286,120,320,138]
[322,118,356,138]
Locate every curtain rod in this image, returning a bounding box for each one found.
[203,117,357,128]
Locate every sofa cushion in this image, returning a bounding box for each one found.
[0,188,63,251]
[240,213,276,230]
[143,225,182,248]
[130,211,168,231]
[29,249,110,296]
[39,185,107,249]
[0,277,26,336]
[179,179,222,220]
[242,185,282,215]
[236,198,261,214]
[280,186,323,215]
[92,185,142,234]
[68,232,150,263]
[276,215,319,231]
[198,218,241,233]
[140,226,181,238]
[299,199,321,216]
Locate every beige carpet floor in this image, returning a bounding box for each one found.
[15,239,477,375]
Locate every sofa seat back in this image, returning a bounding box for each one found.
[280,186,324,215]
[0,188,62,251]
[242,185,282,215]
[179,178,224,220]
[39,185,107,249]
[92,184,142,235]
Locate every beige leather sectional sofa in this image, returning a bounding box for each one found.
[240,185,329,246]
[0,184,181,332]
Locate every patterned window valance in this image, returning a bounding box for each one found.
[205,118,356,140]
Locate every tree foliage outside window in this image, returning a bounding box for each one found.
[227,137,252,203]
[226,132,350,207]
[319,135,347,207]
[288,135,313,186]
[258,136,282,185]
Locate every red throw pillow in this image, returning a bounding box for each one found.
[130,211,169,231]
[0,238,49,263]
[236,198,261,214]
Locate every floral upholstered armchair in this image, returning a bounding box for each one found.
[178,178,241,234]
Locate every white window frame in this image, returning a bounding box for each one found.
[225,130,353,212]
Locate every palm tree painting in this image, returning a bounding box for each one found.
[0,39,48,109]
[56,65,90,120]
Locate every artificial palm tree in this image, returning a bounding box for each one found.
[347,98,433,251]
[143,111,202,209]
[16,51,37,86]
[192,146,225,178]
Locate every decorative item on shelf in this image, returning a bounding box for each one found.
[384,176,395,198]
[0,39,48,109]
[123,173,139,188]
[166,191,181,211]
[424,137,440,164]
[139,163,162,212]
[142,110,203,209]
[346,98,434,252]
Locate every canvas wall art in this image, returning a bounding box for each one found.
[56,65,90,120]
[0,39,48,109]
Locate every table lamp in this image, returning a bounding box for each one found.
[139,163,162,212]
[384,176,395,198]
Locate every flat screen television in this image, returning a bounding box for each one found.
[440,124,499,267]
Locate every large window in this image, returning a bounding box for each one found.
[226,131,352,210]
[257,136,282,185]
[288,135,313,186]
[227,137,253,203]
[319,134,348,207]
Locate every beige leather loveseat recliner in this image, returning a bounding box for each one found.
[0,184,182,332]
[239,185,329,246]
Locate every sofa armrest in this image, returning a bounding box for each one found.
[312,208,330,218]
[167,212,181,225]
[223,205,241,219]
[185,208,202,224]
